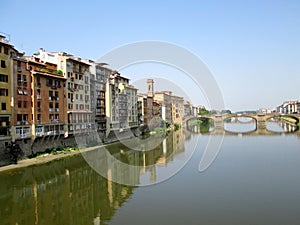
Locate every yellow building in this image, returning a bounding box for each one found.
[154,91,184,125]
[0,35,18,139]
[171,95,184,124]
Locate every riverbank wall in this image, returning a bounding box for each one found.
[0,127,140,167]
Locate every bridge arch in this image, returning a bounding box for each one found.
[222,114,258,123]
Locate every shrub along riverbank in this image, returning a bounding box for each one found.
[28,146,80,159]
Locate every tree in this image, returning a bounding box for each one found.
[198,108,210,115]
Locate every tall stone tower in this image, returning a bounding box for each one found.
[147,79,154,97]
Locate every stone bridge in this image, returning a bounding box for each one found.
[184,113,299,128]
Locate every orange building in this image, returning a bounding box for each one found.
[27,57,67,138]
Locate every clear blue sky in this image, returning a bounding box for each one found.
[1,0,299,111]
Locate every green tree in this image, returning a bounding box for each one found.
[198,108,210,115]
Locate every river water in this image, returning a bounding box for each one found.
[1,121,300,225]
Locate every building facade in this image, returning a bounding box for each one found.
[33,49,92,136]
[27,57,67,138]
[84,60,109,135]
[106,71,138,137]
[0,35,17,140]
[11,54,32,141]
[277,101,300,114]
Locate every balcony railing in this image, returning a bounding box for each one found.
[16,121,29,125]
[50,119,60,124]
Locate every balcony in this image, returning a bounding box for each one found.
[55,108,59,112]
[51,85,57,89]
[49,108,54,112]
[37,95,41,100]
[16,121,29,125]
[17,66,22,72]
[96,117,106,123]
[50,119,60,124]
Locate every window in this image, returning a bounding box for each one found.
[49,91,53,97]
[23,101,27,108]
[4,47,8,55]
[18,101,22,108]
[1,60,6,68]
[1,103,6,110]
[17,114,22,122]
[17,61,21,67]
[36,76,40,86]
[0,88,8,96]
[0,74,8,82]
[55,80,60,87]
[17,74,22,86]
[46,79,53,86]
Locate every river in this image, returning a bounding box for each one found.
[0,120,300,225]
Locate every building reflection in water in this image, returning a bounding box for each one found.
[0,131,186,225]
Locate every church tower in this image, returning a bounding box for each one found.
[147,79,154,97]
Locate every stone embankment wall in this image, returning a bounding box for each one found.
[0,127,140,167]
